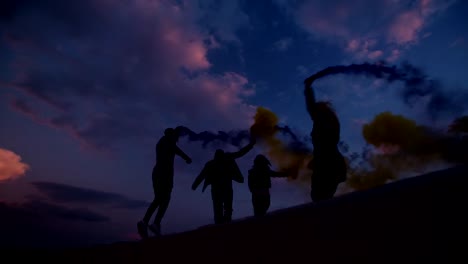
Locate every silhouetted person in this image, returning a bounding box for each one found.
[304,77,347,202]
[138,127,192,238]
[248,154,287,217]
[192,139,256,224]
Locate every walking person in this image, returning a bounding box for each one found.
[192,139,255,224]
[248,154,287,217]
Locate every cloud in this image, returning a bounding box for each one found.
[32,181,148,209]
[183,0,251,44]
[21,199,109,222]
[276,0,457,61]
[0,148,30,181]
[367,50,384,60]
[273,37,293,51]
[0,200,117,248]
[0,0,255,153]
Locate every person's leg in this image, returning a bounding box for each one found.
[211,189,224,224]
[323,181,338,200]
[145,187,171,236]
[138,174,160,238]
[142,171,161,224]
[262,193,271,215]
[252,193,260,217]
[311,170,327,202]
[153,188,172,225]
[311,172,339,202]
[223,188,233,223]
[142,198,160,224]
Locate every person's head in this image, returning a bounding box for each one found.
[164,128,175,137]
[254,154,271,168]
[214,149,225,160]
[164,127,179,142]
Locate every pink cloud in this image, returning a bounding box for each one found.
[176,72,256,130]
[2,0,256,153]
[388,11,424,45]
[0,148,30,182]
[285,0,456,61]
[345,38,383,61]
[346,39,360,52]
[367,50,384,60]
[160,25,211,71]
[387,49,401,62]
[387,0,456,45]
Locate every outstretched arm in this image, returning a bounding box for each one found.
[270,169,289,178]
[192,164,207,190]
[229,140,255,159]
[175,145,192,164]
[304,77,316,121]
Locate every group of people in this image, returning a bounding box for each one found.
[136,128,285,238]
[137,78,348,238]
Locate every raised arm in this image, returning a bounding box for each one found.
[229,139,256,159]
[175,145,192,164]
[304,77,317,121]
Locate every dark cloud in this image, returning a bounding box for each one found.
[21,199,109,222]
[9,98,34,115]
[1,0,255,152]
[32,181,148,209]
[0,200,119,248]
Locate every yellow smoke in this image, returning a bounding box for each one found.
[349,112,444,190]
[250,107,312,180]
[362,112,424,152]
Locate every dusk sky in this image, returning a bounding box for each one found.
[1,0,467,248]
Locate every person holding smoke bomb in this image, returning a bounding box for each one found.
[192,137,256,224]
[303,76,347,202]
[247,154,288,217]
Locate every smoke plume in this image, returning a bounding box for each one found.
[176,110,312,180]
[249,107,312,179]
[176,126,250,148]
[176,123,308,151]
[347,112,468,190]
[307,62,467,119]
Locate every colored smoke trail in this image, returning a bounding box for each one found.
[306,62,467,119]
[249,107,312,179]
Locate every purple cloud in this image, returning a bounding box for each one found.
[1,0,256,153]
[275,0,457,61]
[32,181,148,209]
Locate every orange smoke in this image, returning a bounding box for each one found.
[348,112,468,191]
[250,107,312,180]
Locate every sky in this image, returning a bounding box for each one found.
[1,0,467,248]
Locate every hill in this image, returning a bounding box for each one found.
[4,165,468,263]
